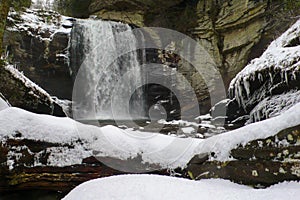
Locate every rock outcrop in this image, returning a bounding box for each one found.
[0,107,172,194]
[4,9,73,99]
[186,124,300,187]
[226,18,300,126]
[86,0,289,87]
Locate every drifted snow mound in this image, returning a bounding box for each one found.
[229,19,300,124]
[63,175,300,200]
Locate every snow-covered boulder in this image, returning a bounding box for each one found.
[228,19,300,125]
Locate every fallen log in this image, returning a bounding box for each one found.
[0,138,169,194]
[0,62,65,116]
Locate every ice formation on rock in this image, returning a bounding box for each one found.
[228,19,300,124]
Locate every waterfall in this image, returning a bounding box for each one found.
[31,0,55,10]
[70,19,145,120]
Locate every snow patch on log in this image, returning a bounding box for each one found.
[2,102,300,169]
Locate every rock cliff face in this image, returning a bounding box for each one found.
[194,0,268,87]
[1,9,73,116]
[81,0,298,113]
[88,0,269,88]
[61,0,261,115]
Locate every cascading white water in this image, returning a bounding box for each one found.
[71,19,145,120]
[31,0,55,10]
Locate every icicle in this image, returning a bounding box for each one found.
[234,82,241,106]
[243,77,251,99]
[250,73,255,81]
[284,70,289,85]
[258,73,263,83]
[239,83,246,110]
[264,103,268,119]
[292,70,297,80]
[256,110,261,122]
[269,72,273,84]
[31,0,55,10]
[253,111,257,123]
[280,71,284,82]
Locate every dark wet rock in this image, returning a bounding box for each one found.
[186,125,300,187]
[211,116,227,126]
[188,153,209,165]
[186,160,300,187]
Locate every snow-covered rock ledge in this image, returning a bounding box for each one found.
[1,102,300,190]
[228,19,300,125]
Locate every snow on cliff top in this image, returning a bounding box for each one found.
[230,19,300,89]
[1,102,300,169]
[7,8,72,41]
[63,175,300,200]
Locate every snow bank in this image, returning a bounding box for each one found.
[63,175,300,200]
